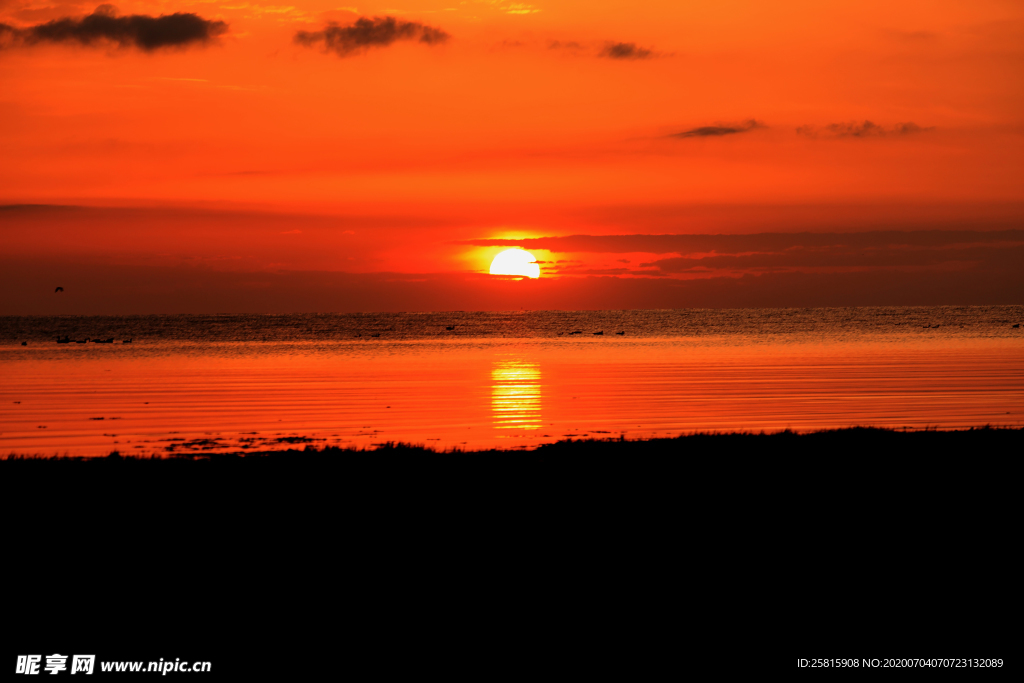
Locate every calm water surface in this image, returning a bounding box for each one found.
[2,307,1022,456]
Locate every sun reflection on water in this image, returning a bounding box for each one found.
[491,361,541,430]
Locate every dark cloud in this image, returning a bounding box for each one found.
[295,16,449,57]
[599,42,652,59]
[671,120,763,138]
[0,5,227,51]
[797,120,930,138]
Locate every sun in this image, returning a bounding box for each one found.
[489,248,540,278]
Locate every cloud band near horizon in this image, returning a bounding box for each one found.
[459,230,1024,276]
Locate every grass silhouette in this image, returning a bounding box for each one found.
[4,425,1020,464]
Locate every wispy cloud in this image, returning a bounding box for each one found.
[797,121,931,138]
[294,16,449,56]
[670,120,763,138]
[0,5,228,51]
[502,3,540,14]
[218,3,318,23]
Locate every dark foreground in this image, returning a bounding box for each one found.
[5,427,1018,677]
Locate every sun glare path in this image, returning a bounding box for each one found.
[492,361,542,430]
[489,248,540,278]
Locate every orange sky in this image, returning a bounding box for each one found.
[1,0,1022,312]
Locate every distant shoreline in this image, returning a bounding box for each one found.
[5,425,1021,461]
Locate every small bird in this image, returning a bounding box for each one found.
[446,326,455,331]
[55,287,63,293]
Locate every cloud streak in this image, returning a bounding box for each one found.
[0,5,228,51]
[671,120,763,138]
[295,16,449,57]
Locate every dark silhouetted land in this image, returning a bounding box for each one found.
[5,426,1018,673]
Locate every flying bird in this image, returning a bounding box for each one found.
[55,287,63,292]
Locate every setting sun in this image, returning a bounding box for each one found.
[489,249,540,279]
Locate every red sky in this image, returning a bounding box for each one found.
[1,0,1022,312]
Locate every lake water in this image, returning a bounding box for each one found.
[2,307,1022,456]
